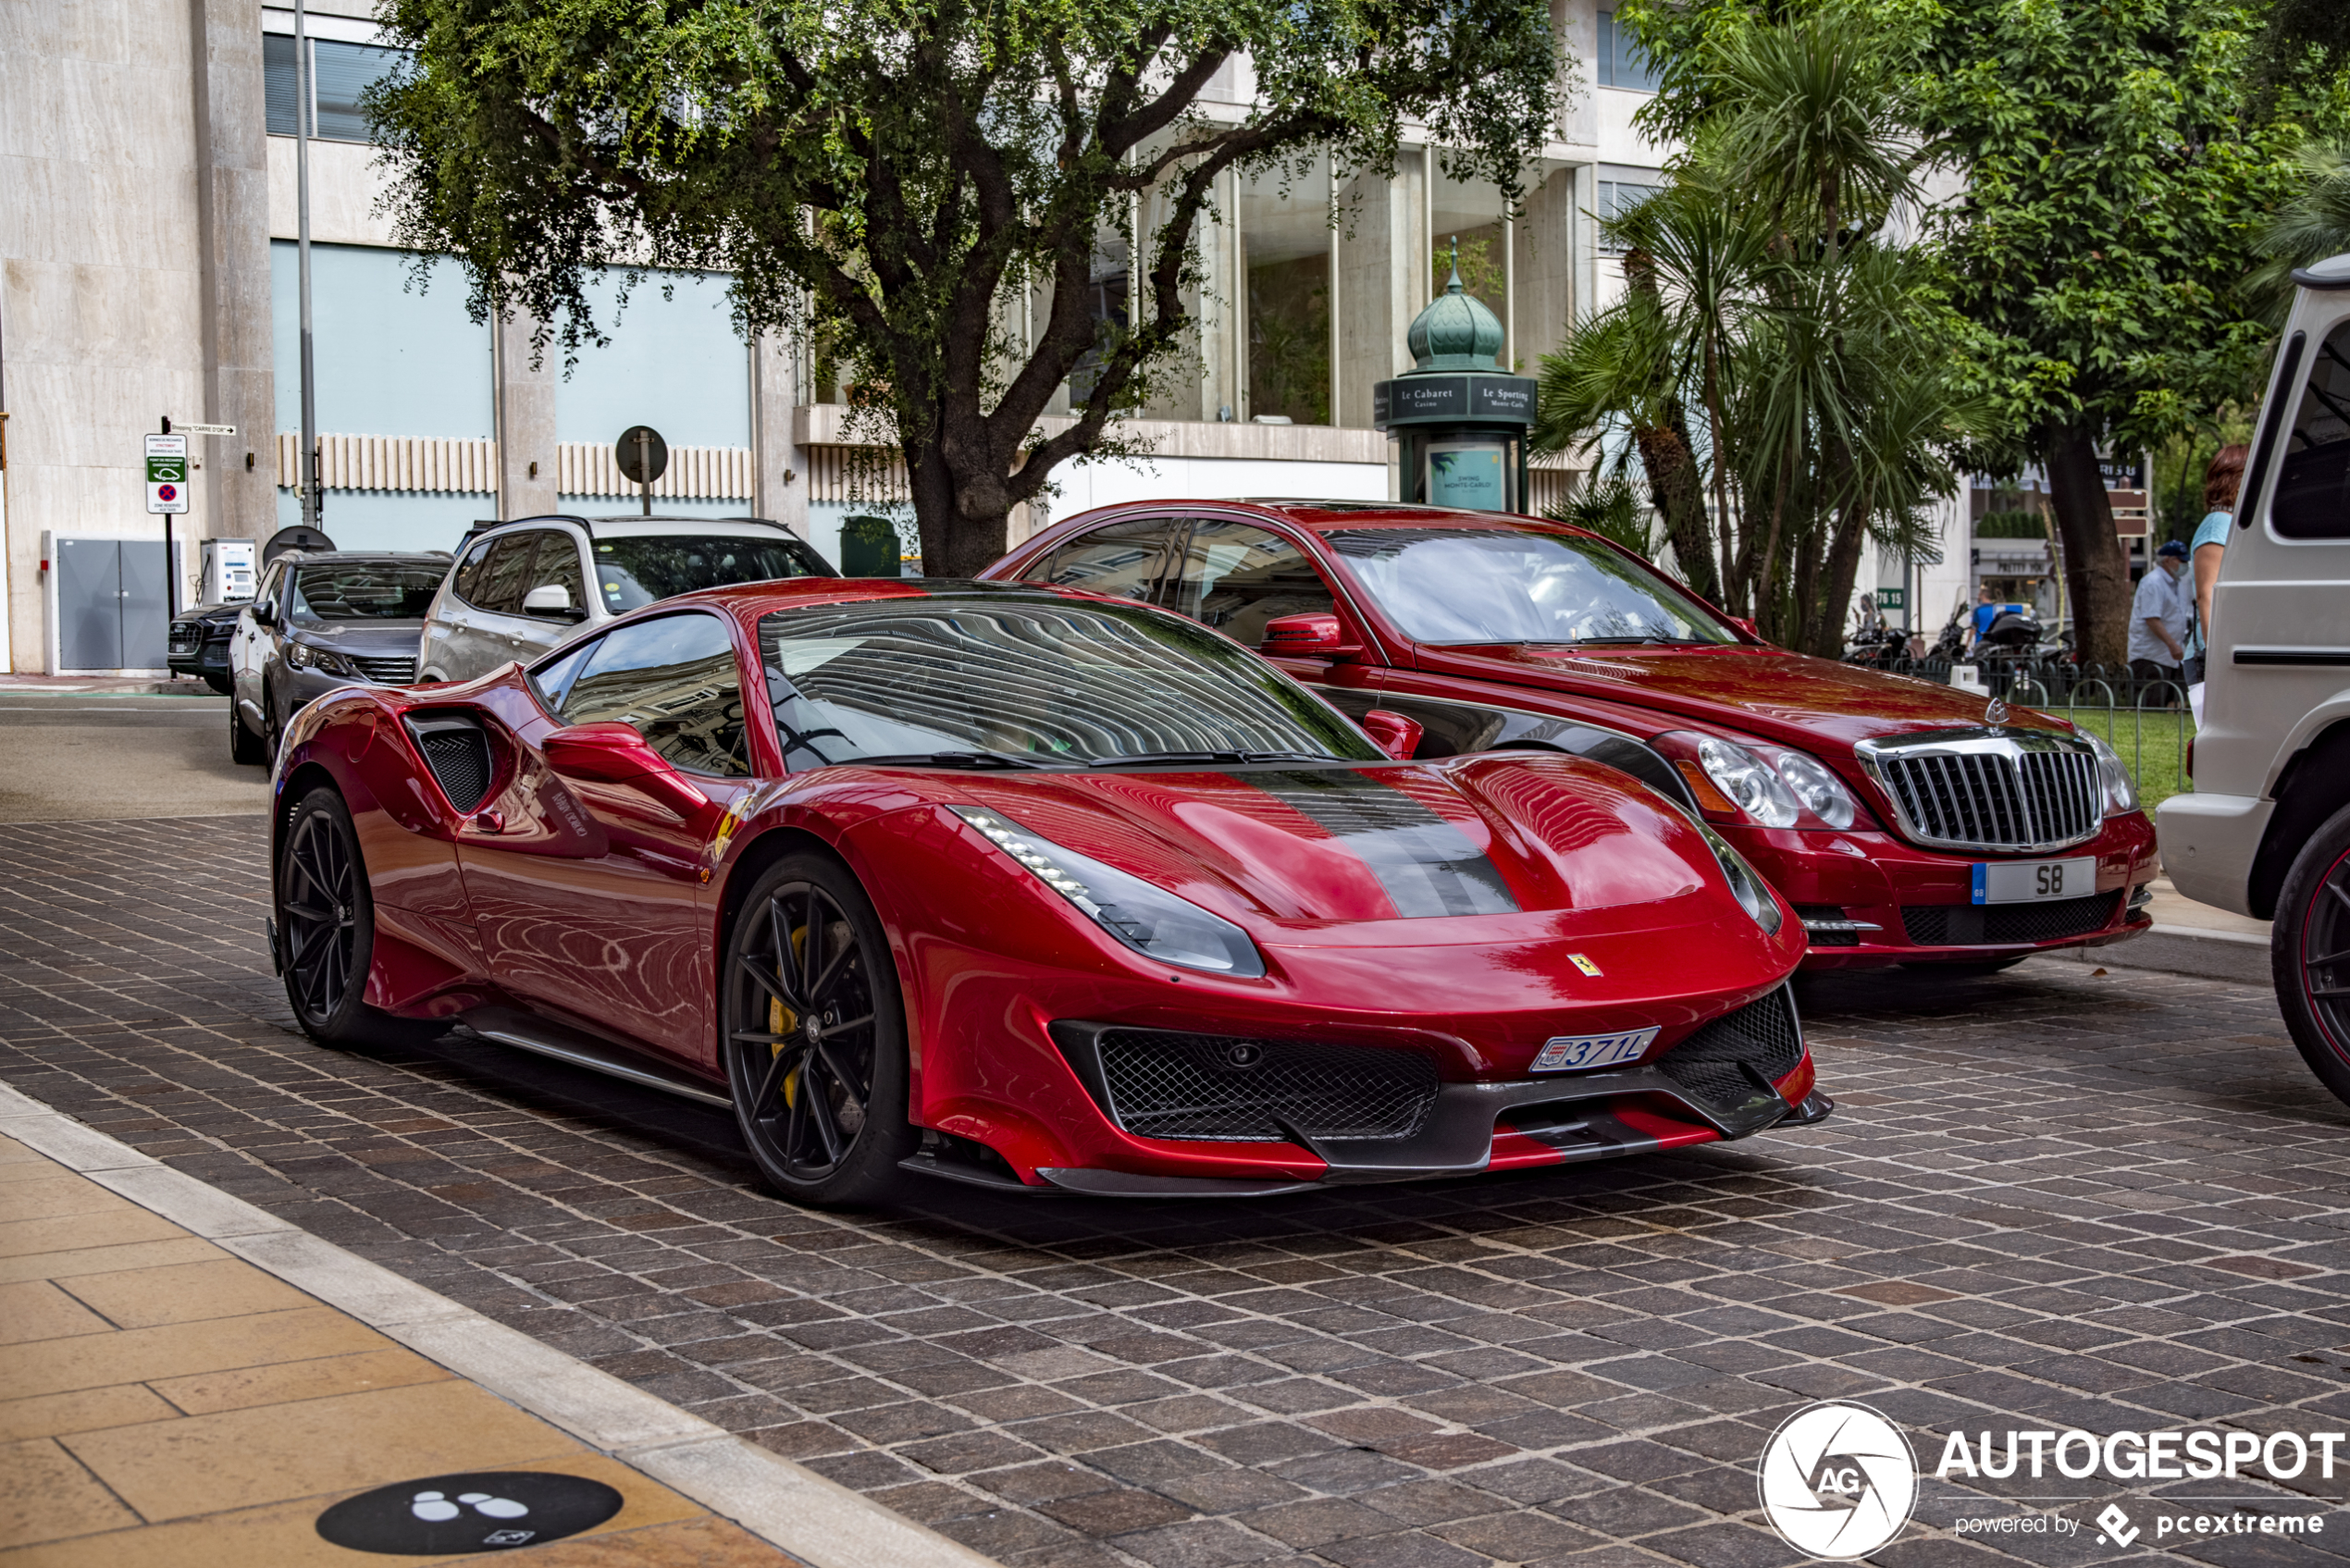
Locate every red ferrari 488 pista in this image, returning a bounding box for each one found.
[270,579,1827,1204]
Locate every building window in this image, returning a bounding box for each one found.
[1596,10,1663,92]
[264,34,410,142]
[1240,159,1333,426]
[1595,179,1664,253]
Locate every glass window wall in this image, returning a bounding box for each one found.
[1239,158,1331,425]
[264,35,409,142]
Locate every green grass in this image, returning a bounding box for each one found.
[2060,708,2192,815]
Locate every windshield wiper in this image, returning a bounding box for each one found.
[849,751,1053,771]
[1081,749,1332,769]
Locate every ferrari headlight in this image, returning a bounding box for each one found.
[1772,750,1856,830]
[1696,737,1802,828]
[1694,821,1784,935]
[2082,731,2137,816]
[950,807,1266,978]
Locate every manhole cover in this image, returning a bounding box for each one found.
[315,1471,624,1554]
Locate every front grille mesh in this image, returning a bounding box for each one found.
[1874,744,2099,850]
[352,655,417,685]
[1097,1031,1439,1143]
[1653,987,1803,1111]
[1902,892,2120,946]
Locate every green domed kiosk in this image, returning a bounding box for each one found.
[1372,243,1538,512]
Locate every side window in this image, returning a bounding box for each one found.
[556,613,750,777]
[256,560,287,608]
[2273,317,2350,539]
[527,533,588,611]
[1166,520,1338,647]
[472,534,543,615]
[530,638,598,712]
[451,538,498,606]
[1024,517,1177,602]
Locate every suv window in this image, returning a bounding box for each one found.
[1023,517,1177,601]
[528,534,588,612]
[468,533,543,615]
[451,538,496,604]
[1165,520,1338,648]
[2273,316,2350,539]
[555,613,750,777]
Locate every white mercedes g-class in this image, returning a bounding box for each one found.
[2158,252,2350,1103]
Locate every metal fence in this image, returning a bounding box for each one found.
[1851,654,2191,800]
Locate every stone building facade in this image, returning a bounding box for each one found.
[1,0,1673,673]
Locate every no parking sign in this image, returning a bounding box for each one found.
[145,434,188,513]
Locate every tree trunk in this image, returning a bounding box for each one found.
[2043,423,2131,670]
[1804,498,1872,657]
[1634,411,1720,603]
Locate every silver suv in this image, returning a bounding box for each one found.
[417,514,835,684]
[2158,251,2350,1103]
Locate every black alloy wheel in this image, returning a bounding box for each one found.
[2275,802,2350,1108]
[262,678,285,759]
[229,694,266,764]
[277,786,438,1048]
[723,855,913,1205]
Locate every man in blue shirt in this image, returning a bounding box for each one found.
[1967,586,2027,651]
[2128,540,2191,696]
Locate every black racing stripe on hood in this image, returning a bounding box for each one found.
[1252,770,1518,919]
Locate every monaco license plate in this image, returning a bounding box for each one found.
[1531,1027,1659,1073]
[1973,857,2096,905]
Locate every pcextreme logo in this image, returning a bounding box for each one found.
[1757,1400,1920,1559]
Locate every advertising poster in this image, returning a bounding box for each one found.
[1427,441,1508,511]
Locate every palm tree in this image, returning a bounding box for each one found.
[2248,135,2350,321]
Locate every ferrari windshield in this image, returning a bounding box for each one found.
[290,563,446,622]
[1325,526,1737,646]
[594,535,833,612]
[758,592,1381,770]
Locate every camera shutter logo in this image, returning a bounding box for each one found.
[1757,1400,1918,1559]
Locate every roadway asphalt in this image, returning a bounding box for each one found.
[0,695,270,823]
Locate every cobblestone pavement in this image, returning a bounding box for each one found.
[6,815,2350,1568]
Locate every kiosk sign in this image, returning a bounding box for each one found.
[145,434,189,514]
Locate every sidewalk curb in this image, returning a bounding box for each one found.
[2059,923,2272,985]
[0,1079,1003,1568]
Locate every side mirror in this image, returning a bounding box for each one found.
[1261,612,1363,660]
[543,722,709,816]
[1359,709,1424,761]
[1729,616,1762,641]
[252,598,277,624]
[522,583,584,621]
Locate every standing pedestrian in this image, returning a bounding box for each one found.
[2127,539,2191,700]
[2183,444,2247,723]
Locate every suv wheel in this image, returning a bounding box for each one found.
[229,697,267,765]
[2273,801,2350,1107]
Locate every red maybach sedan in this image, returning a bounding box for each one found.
[984,502,2158,971]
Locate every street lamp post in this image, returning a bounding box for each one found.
[294,0,320,531]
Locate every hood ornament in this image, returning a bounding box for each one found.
[1984,697,2009,728]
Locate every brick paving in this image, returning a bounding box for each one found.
[6,815,2350,1567]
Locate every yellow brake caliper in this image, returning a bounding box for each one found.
[771,921,810,1108]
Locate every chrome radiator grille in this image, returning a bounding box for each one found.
[1861,733,2101,853]
[352,654,417,685]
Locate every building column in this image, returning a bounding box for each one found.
[1335,158,1418,430]
[751,332,807,537]
[191,0,277,563]
[494,312,557,518]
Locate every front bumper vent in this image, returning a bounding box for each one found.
[1901,891,2120,945]
[1074,1027,1440,1144]
[1651,985,1803,1114]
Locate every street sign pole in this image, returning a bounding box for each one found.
[147,426,192,617]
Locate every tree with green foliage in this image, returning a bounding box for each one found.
[1538,2,1974,655]
[1906,0,2321,668]
[368,0,1562,574]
